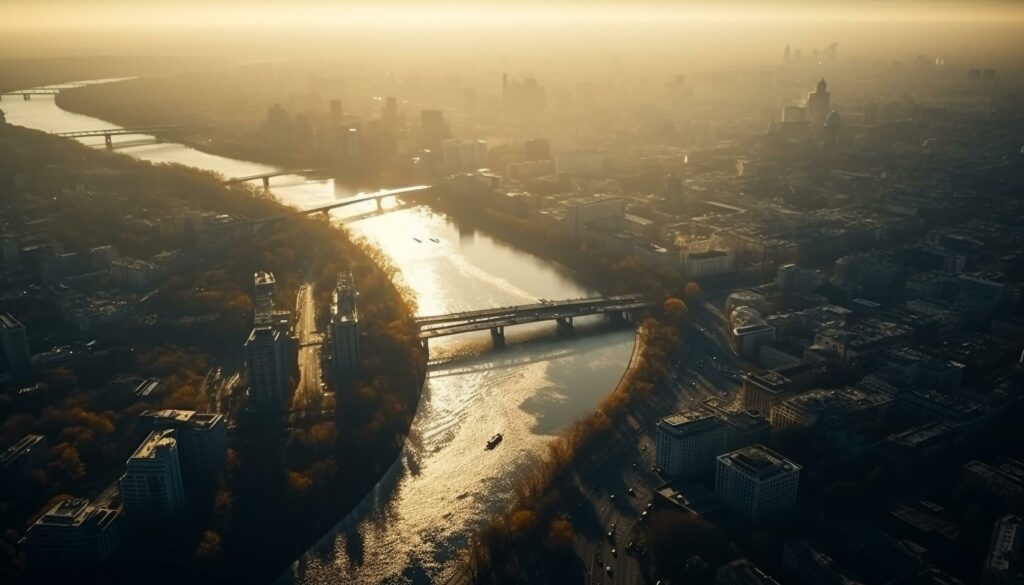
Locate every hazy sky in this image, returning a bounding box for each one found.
[2,1,1023,64]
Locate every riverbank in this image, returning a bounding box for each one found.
[0,123,428,584]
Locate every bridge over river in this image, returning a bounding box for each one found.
[414,294,651,347]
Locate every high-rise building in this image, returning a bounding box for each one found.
[20,498,120,570]
[120,430,186,516]
[329,99,343,122]
[331,271,360,389]
[715,445,801,520]
[806,78,831,126]
[139,410,226,488]
[244,325,292,411]
[420,109,450,148]
[0,312,31,381]
[254,271,276,325]
[441,139,488,173]
[524,138,552,161]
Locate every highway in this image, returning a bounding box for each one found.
[291,283,325,414]
[567,305,743,584]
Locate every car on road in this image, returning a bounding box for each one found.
[610,548,617,557]
[610,494,616,502]
[627,488,636,496]
[606,566,613,575]
[607,530,615,541]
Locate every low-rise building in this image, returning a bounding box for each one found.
[983,515,1024,585]
[771,387,891,431]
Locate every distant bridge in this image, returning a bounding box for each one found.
[249,185,431,230]
[414,294,651,348]
[1,84,89,100]
[53,125,188,149]
[225,169,324,190]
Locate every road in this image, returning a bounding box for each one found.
[568,305,743,584]
[291,282,325,414]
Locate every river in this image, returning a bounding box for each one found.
[1,83,634,584]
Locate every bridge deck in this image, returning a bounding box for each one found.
[226,169,322,183]
[416,294,644,326]
[251,185,431,225]
[416,297,650,339]
[54,125,185,138]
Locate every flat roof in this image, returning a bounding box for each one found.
[718,445,800,479]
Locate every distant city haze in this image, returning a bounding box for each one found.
[2,0,1024,66]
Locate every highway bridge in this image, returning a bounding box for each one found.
[414,294,651,347]
[53,125,188,148]
[224,169,324,189]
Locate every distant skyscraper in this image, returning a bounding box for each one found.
[805,78,831,126]
[420,109,451,148]
[120,430,186,517]
[783,44,791,64]
[244,325,292,411]
[524,138,552,161]
[383,96,399,127]
[330,271,360,390]
[665,174,683,198]
[0,312,31,382]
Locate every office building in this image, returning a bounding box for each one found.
[0,312,31,381]
[139,410,226,487]
[119,430,186,516]
[716,445,801,520]
[657,411,731,477]
[806,78,831,126]
[20,498,120,570]
[420,109,450,148]
[331,271,360,389]
[244,325,293,411]
[656,407,771,477]
[441,138,488,172]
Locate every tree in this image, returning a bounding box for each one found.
[663,297,689,327]
[684,282,703,302]
[194,530,222,561]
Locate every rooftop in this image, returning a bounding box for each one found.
[718,444,800,479]
[130,429,177,460]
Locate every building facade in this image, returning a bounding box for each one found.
[119,430,186,517]
[716,445,801,520]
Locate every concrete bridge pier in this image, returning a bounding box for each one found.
[104,134,113,149]
[262,177,271,190]
[421,338,429,351]
[376,197,383,211]
[23,94,31,101]
[556,316,575,335]
[490,326,506,348]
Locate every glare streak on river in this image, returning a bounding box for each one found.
[2,85,634,584]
